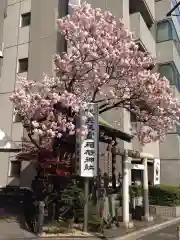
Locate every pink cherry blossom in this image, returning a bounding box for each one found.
[10,2,180,153]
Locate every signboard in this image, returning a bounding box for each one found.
[129,164,145,170]
[153,158,160,185]
[76,103,99,177]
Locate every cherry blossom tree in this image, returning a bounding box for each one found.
[10,2,180,157]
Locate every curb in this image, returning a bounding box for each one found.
[113,217,180,240]
[37,233,102,239]
[36,236,99,239]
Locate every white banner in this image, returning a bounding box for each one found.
[153,158,160,185]
[77,103,99,177]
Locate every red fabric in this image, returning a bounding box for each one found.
[56,169,70,175]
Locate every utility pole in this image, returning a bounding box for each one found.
[166,0,180,17]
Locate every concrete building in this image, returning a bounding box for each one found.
[155,0,180,186]
[0,0,178,188]
[0,0,68,188]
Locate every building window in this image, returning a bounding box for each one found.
[13,110,23,123]
[130,112,137,122]
[158,63,176,85]
[158,62,180,93]
[4,0,7,18]
[156,20,172,42]
[172,0,180,27]
[176,124,180,136]
[9,161,21,177]
[21,12,31,28]
[156,20,180,56]
[0,58,3,77]
[18,58,28,73]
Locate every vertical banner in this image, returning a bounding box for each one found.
[153,158,160,185]
[77,103,99,177]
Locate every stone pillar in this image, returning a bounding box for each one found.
[112,146,117,190]
[109,194,117,218]
[122,150,132,227]
[142,158,153,221]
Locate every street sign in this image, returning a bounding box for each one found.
[76,103,99,178]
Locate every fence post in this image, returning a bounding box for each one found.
[122,149,130,226]
[37,201,45,235]
[84,178,89,232]
[177,226,180,240]
[142,158,149,220]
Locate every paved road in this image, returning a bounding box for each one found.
[137,222,180,240]
[0,236,99,240]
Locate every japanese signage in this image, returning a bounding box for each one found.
[77,103,99,177]
[153,158,160,185]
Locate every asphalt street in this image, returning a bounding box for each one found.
[1,221,180,240]
[137,222,180,240]
[0,238,99,240]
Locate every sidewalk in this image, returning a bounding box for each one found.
[103,216,180,240]
[0,215,179,240]
[36,217,180,240]
[0,218,36,239]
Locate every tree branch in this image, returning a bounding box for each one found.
[92,88,99,102]
[99,98,131,113]
[99,101,123,113]
[28,133,41,149]
[93,98,114,103]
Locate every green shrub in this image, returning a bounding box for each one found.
[116,185,143,202]
[149,184,180,206]
[43,220,69,234]
[118,184,180,207]
[129,185,143,198]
